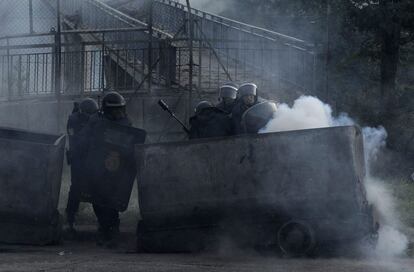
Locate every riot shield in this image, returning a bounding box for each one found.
[84,120,146,212]
[241,101,277,133]
[0,127,65,245]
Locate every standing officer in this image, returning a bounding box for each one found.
[231,83,261,134]
[78,91,132,247]
[189,101,233,139]
[66,98,99,233]
[216,84,238,114]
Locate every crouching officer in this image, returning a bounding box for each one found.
[231,83,262,134]
[189,101,233,139]
[216,84,238,114]
[66,98,99,233]
[78,91,134,247]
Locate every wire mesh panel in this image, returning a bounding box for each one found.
[0,0,57,36]
[153,0,317,95]
[0,0,319,102]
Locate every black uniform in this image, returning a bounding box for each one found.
[77,112,132,238]
[216,100,237,115]
[66,111,91,226]
[189,108,233,139]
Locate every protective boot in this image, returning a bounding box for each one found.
[105,226,121,249]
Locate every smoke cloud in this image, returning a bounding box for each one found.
[261,95,408,257]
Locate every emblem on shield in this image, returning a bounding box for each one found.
[105,151,121,172]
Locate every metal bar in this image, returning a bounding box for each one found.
[92,51,96,90]
[124,50,128,89]
[148,0,154,93]
[55,0,62,99]
[132,50,136,89]
[45,53,49,94]
[6,38,11,101]
[18,55,22,97]
[26,55,31,95]
[198,40,202,90]
[61,27,149,35]
[29,0,34,34]
[41,54,45,93]
[186,0,194,121]
[80,43,85,95]
[101,33,106,91]
[115,50,119,89]
[89,51,94,91]
[35,54,39,94]
[0,44,55,51]
[195,20,232,82]
[0,32,53,41]
[178,48,181,84]
[142,49,146,89]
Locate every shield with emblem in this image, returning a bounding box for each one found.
[84,120,146,211]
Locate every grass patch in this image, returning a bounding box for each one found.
[392,182,414,228]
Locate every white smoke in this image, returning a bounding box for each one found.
[261,95,408,257]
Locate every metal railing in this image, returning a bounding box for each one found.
[151,0,317,93]
[0,0,319,102]
[0,30,178,100]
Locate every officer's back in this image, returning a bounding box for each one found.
[65,98,99,232]
[76,91,133,247]
[189,101,233,139]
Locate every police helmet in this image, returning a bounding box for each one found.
[219,85,238,100]
[79,98,99,115]
[102,91,126,111]
[238,83,257,98]
[195,101,213,115]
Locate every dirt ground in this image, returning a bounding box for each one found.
[2,167,413,272]
[1,243,413,272]
[0,228,413,272]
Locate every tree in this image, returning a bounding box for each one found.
[347,0,414,108]
[224,0,413,111]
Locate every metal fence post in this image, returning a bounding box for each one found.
[197,19,202,91]
[55,0,62,99]
[6,38,12,101]
[148,0,154,92]
[186,0,194,120]
[55,0,62,133]
[101,33,105,92]
[29,0,34,34]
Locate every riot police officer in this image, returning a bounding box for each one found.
[78,91,132,247]
[189,101,233,139]
[216,84,238,114]
[231,83,261,134]
[66,98,99,232]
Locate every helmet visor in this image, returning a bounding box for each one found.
[219,86,238,99]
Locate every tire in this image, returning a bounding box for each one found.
[277,220,316,257]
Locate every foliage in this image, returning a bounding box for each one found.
[223,0,414,110]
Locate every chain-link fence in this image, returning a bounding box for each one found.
[0,0,57,36]
[152,0,317,96]
[0,0,319,103]
[0,33,178,100]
